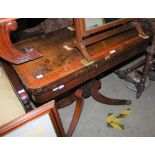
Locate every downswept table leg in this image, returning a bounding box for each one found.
[66,89,84,136]
[56,92,76,109]
[91,80,131,105]
[56,89,84,137]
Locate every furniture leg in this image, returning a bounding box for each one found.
[66,89,84,136]
[115,36,155,98]
[76,42,92,62]
[56,92,76,109]
[81,80,92,98]
[136,39,155,98]
[91,80,131,105]
[56,89,84,136]
[115,59,145,76]
[132,21,149,39]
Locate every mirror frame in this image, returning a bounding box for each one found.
[74,18,148,62]
[77,18,132,36]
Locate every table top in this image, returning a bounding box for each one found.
[13,28,148,92]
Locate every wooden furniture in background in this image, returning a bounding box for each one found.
[0,18,42,64]
[115,35,155,98]
[74,18,149,62]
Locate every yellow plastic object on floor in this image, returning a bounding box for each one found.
[0,67,25,126]
[106,108,132,131]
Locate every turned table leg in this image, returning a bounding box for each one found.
[115,36,155,98]
[136,38,155,98]
[91,80,131,105]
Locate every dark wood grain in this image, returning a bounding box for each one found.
[10,27,150,104]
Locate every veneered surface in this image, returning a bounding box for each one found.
[13,28,142,90]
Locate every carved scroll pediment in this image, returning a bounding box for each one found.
[0,19,42,64]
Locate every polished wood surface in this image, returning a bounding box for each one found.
[0,18,42,64]
[12,27,150,103]
[14,28,140,88]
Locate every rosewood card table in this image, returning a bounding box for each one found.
[0,18,152,136]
